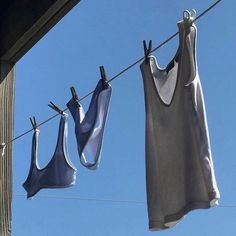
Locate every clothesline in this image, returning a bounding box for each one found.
[0,0,222,151]
[14,193,235,208]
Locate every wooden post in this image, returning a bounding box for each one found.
[0,61,15,235]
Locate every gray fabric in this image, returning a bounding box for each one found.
[23,113,76,199]
[67,79,112,170]
[140,19,220,231]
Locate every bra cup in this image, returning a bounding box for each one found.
[23,113,76,199]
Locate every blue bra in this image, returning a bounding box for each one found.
[23,104,76,199]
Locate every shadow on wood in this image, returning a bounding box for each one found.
[0,0,80,63]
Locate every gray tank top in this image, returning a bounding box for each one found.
[67,79,112,170]
[23,113,76,199]
[140,18,220,231]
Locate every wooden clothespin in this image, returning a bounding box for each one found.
[30,116,38,130]
[99,66,109,88]
[48,101,65,115]
[143,40,152,63]
[70,86,81,106]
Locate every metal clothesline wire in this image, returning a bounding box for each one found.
[0,0,222,150]
[14,193,236,208]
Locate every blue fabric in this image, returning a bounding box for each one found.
[67,79,112,170]
[23,113,76,199]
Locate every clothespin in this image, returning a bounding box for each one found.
[99,66,109,88]
[0,143,6,157]
[30,116,38,130]
[70,86,81,106]
[48,101,65,115]
[183,9,196,24]
[70,86,79,100]
[143,40,152,64]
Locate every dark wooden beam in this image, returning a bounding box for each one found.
[0,0,80,63]
[0,61,15,236]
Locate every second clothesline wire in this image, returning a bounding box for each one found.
[14,193,235,208]
[9,0,229,206]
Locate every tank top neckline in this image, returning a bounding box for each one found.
[147,21,189,107]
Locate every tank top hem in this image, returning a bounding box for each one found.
[149,192,219,231]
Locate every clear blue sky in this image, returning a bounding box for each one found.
[13,0,236,235]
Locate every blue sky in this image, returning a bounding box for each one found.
[13,0,236,235]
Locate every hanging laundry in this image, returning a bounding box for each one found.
[140,10,220,231]
[23,105,76,199]
[67,69,112,170]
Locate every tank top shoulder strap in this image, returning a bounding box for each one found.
[179,16,198,86]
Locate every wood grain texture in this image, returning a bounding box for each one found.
[0,61,15,235]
